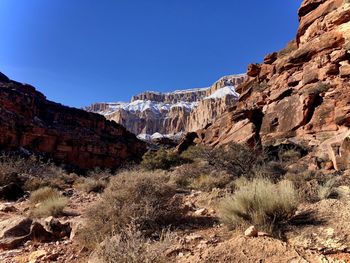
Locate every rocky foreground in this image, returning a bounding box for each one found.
[2,172,350,263]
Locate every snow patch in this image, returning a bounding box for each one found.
[205,86,240,100]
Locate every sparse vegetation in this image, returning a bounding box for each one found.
[29,187,60,205]
[29,187,67,217]
[91,225,175,263]
[182,143,262,179]
[75,177,108,193]
[80,170,182,247]
[0,154,77,191]
[32,196,68,217]
[218,178,298,233]
[141,149,191,170]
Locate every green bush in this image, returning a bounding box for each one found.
[141,149,190,170]
[218,178,298,233]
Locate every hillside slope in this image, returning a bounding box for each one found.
[0,73,146,169]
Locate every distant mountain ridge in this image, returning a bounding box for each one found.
[85,74,246,139]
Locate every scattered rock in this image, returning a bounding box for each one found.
[44,216,72,238]
[194,208,208,216]
[28,249,47,263]
[0,217,33,249]
[244,226,258,237]
[0,203,18,213]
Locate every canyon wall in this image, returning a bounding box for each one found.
[86,74,246,138]
[183,0,350,169]
[0,74,146,169]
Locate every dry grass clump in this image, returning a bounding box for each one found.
[29,187,67,217]
[141,149,191,171]
[190,171,233,192]
[32,196,68,218]
[80,170,182,247]
[75,168,111,193]
[218,178,298,233]
[75,178,107,193]
[91,225,175,263]
[29,187,60,204]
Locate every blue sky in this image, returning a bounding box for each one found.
[0,0,302,108]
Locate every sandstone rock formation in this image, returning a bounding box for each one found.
[0,75,146,169]
[85,75,246,138]
[184,0,350,170]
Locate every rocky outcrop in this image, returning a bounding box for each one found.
[187,0,350,166]
[0,75,146,169]
[86,75,245,138]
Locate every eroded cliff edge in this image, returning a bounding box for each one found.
[184,0,350,170]
[0,73,146,169]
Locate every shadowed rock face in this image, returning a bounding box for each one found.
[186,0,350,150]
[0,76,146,169]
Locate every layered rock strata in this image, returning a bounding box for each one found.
[183,0,350,169]
[86,75,246,138]
[0,74,146,169]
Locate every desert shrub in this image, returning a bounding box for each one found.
[218,178,298,233]
[91,225,175,263]
[75,177,107,193]
[80,170,182,247]
[29,187,67,217]
[170,161,214,189]
[25,172,78,191]
[0,154,76,190]
[32,196,67,218]
[285,170,338,202]
[182,143,262,179]
[190,171,233,192]
[141,149,190,171]
[318,178,337,200]
[75,168,111,193]
[255,161,287,182]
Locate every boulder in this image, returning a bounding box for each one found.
[0,183,25,201]
[247,64,261,77]
[264,52,278,64]
[44,216,71,238]
[244,226,258,237]
[0,217,33,249]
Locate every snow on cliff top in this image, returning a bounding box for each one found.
[102,100,198,115]
[205,86,240,100]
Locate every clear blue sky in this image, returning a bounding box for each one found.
[0,0,302,108]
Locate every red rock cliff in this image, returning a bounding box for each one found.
[0,74,146,169]
[184,0,350,168]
